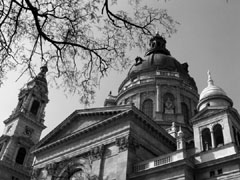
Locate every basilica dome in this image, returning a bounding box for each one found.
[129,54,188,77]
[128,33,191,79]
[109,33,199,139]
[119,33,197,92]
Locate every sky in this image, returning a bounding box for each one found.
[0,0,240,138]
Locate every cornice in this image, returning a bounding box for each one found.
[195,148,240,169]
[191,107,228,123]
[32,108,132,154]
[4,112,46,129]
[33,127,130,166]
[118,69,197,96]
[130,107,176,150]
[116,77,198,103]
[33,105,176,155]
[33,105,132,153]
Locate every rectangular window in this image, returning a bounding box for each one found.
[210,171,215,177]
[218,169,223,175]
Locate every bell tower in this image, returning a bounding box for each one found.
[0,65,49,180]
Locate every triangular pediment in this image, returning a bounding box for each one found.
[191,107,228,123]
[33,105,176,155]
[34,106,131,150]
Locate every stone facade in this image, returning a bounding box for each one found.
[2,34,240,180]
[31,105,176,180]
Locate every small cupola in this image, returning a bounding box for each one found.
[145,32,171,56]
[197,71,233,111]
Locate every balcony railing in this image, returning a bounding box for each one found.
[133,151,185,173]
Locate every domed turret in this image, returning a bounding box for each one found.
[197,71,233,111]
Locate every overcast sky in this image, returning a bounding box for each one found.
[0,0,239,138]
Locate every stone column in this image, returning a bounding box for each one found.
[200,134,203,152]
[176,88,181,114]
[210,130,215,148]
[156,85,160,112]
[90,145,105,179]
[155,85,163,121]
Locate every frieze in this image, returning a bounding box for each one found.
[46,162,58,175]
[90,144,105,161]
[115,136,139,152]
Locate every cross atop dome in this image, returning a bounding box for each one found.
[207,70,214,86]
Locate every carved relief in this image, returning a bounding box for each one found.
[55,157,97,180]
[163,93,175,114]
[116,136,139,152]
[32,168,48,180]
[31,168,41,179]
[116,136,128,152]
[90,144,104,161]
[46,162,58,175]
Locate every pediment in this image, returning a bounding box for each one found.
[191,107,228,123]
[35,106,130,150]
[33,105,176,155]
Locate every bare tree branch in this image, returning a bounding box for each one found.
[0,0,178,105]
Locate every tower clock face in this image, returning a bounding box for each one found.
[24,126,34,137]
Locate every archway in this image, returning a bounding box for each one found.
[202,128,212,151]
[16,147,26,164]
[213,124,224,148]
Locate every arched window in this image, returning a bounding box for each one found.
[181,102,189,125]
[15,147,26,164]
[142,99,153,118]
[30,100,40,115]
[202,128,212,151]
[213,124,224,148]
[237,132,240,146]
[232,126,237,144]
[186,140,194,149]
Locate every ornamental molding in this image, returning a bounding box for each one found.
[89,144,105,161]
[115,135,139,152]
[4,112,46,129]
[34,105,176,154]
[32,157,97,180]
[199,119,223,132]
[33,106,132,154]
